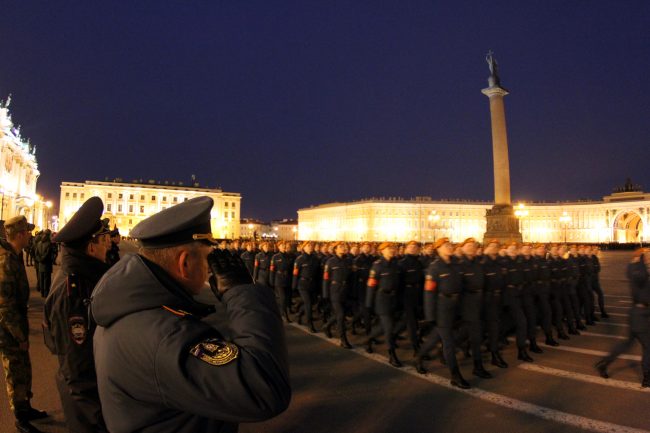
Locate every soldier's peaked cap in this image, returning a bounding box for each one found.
[53,197,108,244]
[131,196,218,248]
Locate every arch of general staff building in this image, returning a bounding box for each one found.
[297,185,650,244]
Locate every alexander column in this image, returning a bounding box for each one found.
[482,51,522,243]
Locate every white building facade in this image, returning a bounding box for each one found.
[298,185,649,244]
[0,97,51,229]
[60,180,241,238]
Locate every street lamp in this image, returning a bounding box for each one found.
[514,203,529,241]
[559,212,572,243]
[45,201,53,229]
[428,211,441,241]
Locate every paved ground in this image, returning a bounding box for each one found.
[2,248,649,432]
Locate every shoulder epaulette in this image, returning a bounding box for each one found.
[162,305,192,317]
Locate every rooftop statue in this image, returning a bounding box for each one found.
[486,50,502,88]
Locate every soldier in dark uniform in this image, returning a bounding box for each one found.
[292,241,320,332]
[579,245,596,325]
[566,245,585,331]
[591,246,609,318]
[416,238,470,388]
[596,248,650,387]
[398,241,424,355]
[458,238,492,378]
[365,242,403,367]
[353,242,374,335]
[322,242,352,348]
[0,216,48,433]
[43,197,111,433]
[503,243,534,362]
[520,243,543,353]
[270,241,293,322]
[253,241,272,286]
[549,245,574,338]
[240,242,256,277]
[104,226,121,267]
[533,244,560,346]
[482,240,508,368]
[34,229,55,298]
[91,196,291,432]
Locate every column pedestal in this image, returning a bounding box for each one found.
[484,204,522,244]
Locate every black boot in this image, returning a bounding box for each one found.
[365,339,373,354]
[601,312,610,319]
[517,348,534,362]
[308,322,317,333]
[388,349,403,367]
[416,357,427,375]
[576,321,586,331]
[283,310,292,323]
[558,329,570,340]
[472,362,493,379]
[545,334,560,347]
[529,340,543,354]
[296,311,304,325]
[643,370,650,388]
[323,324,332,338]
[25,406,48,421]
[14,408,44,433]
[568,327,580,336]
[450,368,471,389]
[491,351,508,368]
[594,359,609,378]
[340,334,352,349]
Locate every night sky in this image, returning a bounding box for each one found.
[1,2,648,221]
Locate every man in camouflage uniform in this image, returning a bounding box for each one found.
[0,216,48,433]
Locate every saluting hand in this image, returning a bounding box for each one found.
[207,249,253,296]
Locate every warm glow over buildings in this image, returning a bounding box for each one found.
[298,182,649,243]
[0,97,53,230]
[59,180,241,238]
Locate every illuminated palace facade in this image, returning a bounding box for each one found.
[298,182,649,244]
[0,97,52,229]
[59,180,241,238]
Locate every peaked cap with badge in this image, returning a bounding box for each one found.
[130,196,218,248]
[53,196,109,246]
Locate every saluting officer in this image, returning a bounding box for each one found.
[91,196,291,432]
[292,241,320,332]
[596,248,650,387]
[365,242,403,367]
[322,242,353,348]
[44,197,111,433]
[398,241,424,355]
[253,241,272,286]
[270,241,293,322]
[416,238,470,389]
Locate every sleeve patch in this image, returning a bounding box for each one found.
[68,316,87,345]
[367,277,378,287]
[424,280,437,292]
[190,338,239,366]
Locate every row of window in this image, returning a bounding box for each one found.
[64,192,238,209]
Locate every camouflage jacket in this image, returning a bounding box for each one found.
[0,238,30,347]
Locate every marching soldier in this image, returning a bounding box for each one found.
[416,238,470,388]
[458,238,492,378]
[549,245,574,338]
[253,241,272,286]
[322,242,352,348]
[353,242,374,335]
[0,216,48,433]
[503,243,534,362]
[44,197,112,433]
[270,241,293,322]
[91,196,291,432]
[596,248,650,387]
[533,244,560,346]
[293,241,320,332]
[520,243,543,353]
[105,226,121,267]
[580,245,596,325]
[564,245,583,333]
[398,241,424,355]
[482,240,508,368]
[365,242,403,367]
[240,242,256,276]
[591,246,609,318]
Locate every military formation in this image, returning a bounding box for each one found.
[1,196,650,432]
[235,236,629,389]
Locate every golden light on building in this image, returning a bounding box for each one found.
[59,180,241,238]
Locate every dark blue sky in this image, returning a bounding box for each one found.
[1,1,648,221]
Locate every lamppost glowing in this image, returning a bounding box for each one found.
[514,203,529,241]
[559,212,572,243]
[45,200,53,229]
[428,211,441,241]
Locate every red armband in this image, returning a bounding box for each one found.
[270,265,276,272]
[367,277,377,287]
[323,272,330,281]
[424,280,437,292]
[293,267,299,276]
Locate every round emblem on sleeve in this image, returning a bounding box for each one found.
[190,338,239,366]
[68,316,87,345]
